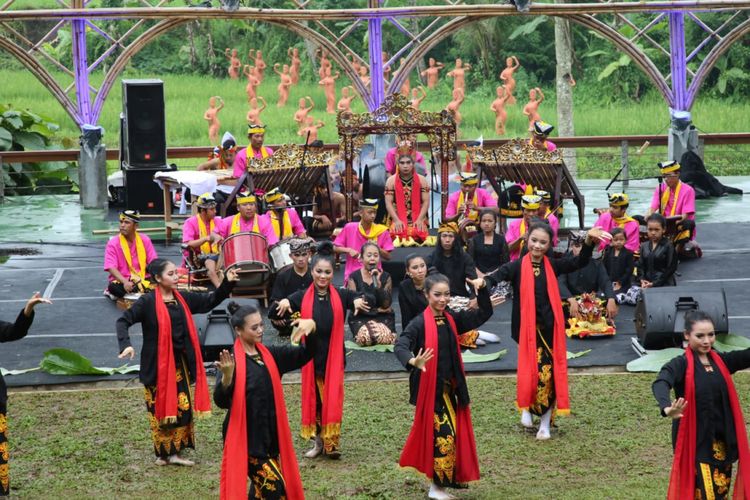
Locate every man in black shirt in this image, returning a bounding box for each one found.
[268,238,314,336]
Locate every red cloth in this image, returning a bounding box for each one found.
[220,338,304,500]
[153,290,211,423]
[393,175,428,241]
[300,285,345,440]
[517,254,570,414]
[668,348,750,500]
[399,308,480,483]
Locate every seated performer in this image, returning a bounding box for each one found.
[506,195,543,261]
[529,120,557,152]
[268,238,314,336]
[262,187,307,240]
[308,180,346,238]
[602,228,635,304]
[398,254,429,331]
[593,193,640,252]
[213,191,278,246]
[182,193,223,289]
[334,199,394,284]
[445,172,498,238]
[385,134,426,176]
[384,153,430,245]
[534,189,559,246]
[196,132,240,205]
[647,160,699,257]
[104,209,158,299]
[231,123,274,181]
[429,222,477,299]
[466,209,510,278]
[558,231,618,337]
[347,242,396,347]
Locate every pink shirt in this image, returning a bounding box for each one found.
[593,212,640,252]
[215,214,279,246]
[544,211,560,247]
[445,187,496,219]
[333,222,394,283]
[505,218,525,261]
[182,215,222,258]
[649,181,696,221]
[261,208,306,239]
[385,148,426,175]
[232,146,274,178]
[104,233,158,282]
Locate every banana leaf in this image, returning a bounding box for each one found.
[567,349,592,359]
[0,367,40,376]
[344,341,394,353]
[626,348,684,373]
[462,349,507,364]
[714,334,750,352]
[40,348,139,375]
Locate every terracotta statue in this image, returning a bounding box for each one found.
[317,48,332,80]
[522,87,544,130]
[499,55,520,104]
[243,65,260,102]
[382,51,391,80]
[288,47,302,85]
[274,63,292,107]
[445,88,465,126]
[224,48,241,80]
[246,96,267,124]
[319,66,340,114]
[410,86,427,110]
[392,57,410,96]
[490,85,510,136]
[447,58,471,92]
[204,96,224,145]
[337,86,358,113]
[420,57,445,89]
[249,49,267,83]
[358,65,370,89]
[298,115,325,145]
[348,52,363,77]
[293,96,315,131]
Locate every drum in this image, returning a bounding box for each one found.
[269,240,293,272]
[221,232,270,287]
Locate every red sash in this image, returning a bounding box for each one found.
[668,348,750,499]
[517,254,570,414]
[153,290,211,423]
[300,285,345,441]
[399,309,480,483]
[220,339,304,500]
[393,175,428,241]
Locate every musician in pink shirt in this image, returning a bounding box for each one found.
[505,195,541,261]
[334,199,394,284]
[231,124,274,179]
[445,172,497,221]
[534,189,559,247]
[593,193,640,252]
[647,160,698,256]
[213,192,278,246]
[104,210,158,299]
[261,187,307,240]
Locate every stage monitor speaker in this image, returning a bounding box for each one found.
[635,287,728,349]
[122,79,167,168]
[122,164,175,213]
[197,307,235,362]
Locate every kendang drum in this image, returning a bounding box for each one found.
[221,232,270,286]
[269,240,293,272]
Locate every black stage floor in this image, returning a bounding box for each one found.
[1,222,748,387]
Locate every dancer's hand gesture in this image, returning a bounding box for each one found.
[409,347,434,372]
[664,397,687,419]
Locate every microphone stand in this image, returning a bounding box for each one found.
[429,155,438,228]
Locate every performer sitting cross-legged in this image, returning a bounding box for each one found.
[647,160,699,258]
[212,191,278,245]
[384,153,430,246]
[444,172,498,238]
[593,192,640,253]
[216,301,315,500]
[268,238,314,337]
[182,193,223,289]
[104,209,158,300]
[395,273,495,500]
[262,187,307,240]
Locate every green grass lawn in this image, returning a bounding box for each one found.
[8,371,750,499]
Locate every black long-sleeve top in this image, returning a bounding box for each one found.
[428,250,477,298]
[286,286,361,377]
[395,286,493,407]
[398,279,428,332]
[557,253,615,300]
[636,237,677,287]
[116,279,234,386]
[652,348,750,464]
[268,266,312,320]
[0,309,34,410]
[484,241,593,344]
[466,232,510,274]
[602,247,634,290]
[214,340,315,458]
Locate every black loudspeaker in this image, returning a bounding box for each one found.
[122,164,175,213]
[197,308,235,362]
[635,287,728,349]
[122,79,167,168]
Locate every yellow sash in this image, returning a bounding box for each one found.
[230,213,259,235]
[119,232,150,287]
[269,209,293,239]
[197,216,218,254]
[358,222,388,241]
[248,145,270,160]
[457,190,479,221]
[660,181,681,217]
[613,215,636,228]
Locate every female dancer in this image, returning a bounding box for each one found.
[395,273,494,500]
[653,310,750,499]
[0,292,50,496]
[216,301,316,499]
[275,242,368,459]
[117,259,237,465]
[482,224,610,439]
[398,254,428,331]
[347,242,396,347]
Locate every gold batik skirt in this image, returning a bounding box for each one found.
[248,456,287,499]
[314,376,341,456]
[529,327,556,417]
[432,385,460,489]
[694,439,732,500]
